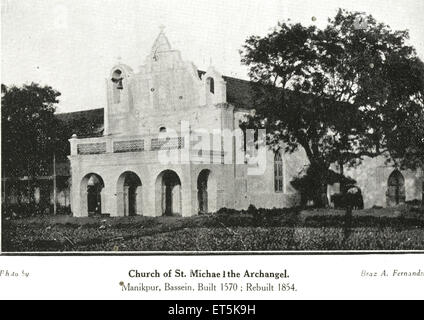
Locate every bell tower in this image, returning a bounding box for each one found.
[151,25,171,59]
[105,61,134,135]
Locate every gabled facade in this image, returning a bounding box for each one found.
[68,28,306,217]
[4,29,422,217]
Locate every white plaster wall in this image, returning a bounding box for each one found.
[345,156,423,208]
[69,152,198,217]
[69,30,423,218]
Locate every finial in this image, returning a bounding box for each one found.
[116,56,122,64]
[159,24,166,33]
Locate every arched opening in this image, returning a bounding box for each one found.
[156,170,182,216]
[205,77,215,105]
[111,69,123,104]
[197,169,217,214]
[198,170,209,214]
[387,170,406,207]
[117,171,142,216]
[206,77,215,94]
[80,173,105,217]
[159,127,167,133]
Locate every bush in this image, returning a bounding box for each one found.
[303,215,424,228]
[406,199,423,206]
[1,203,72,219]
[331,191,364,210]
[291,164,356,208]
[2,203,45,218]
[216,207,241,216]
[4,223,424,252]
[3,205,424,252]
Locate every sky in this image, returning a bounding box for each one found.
[2,0,424,113]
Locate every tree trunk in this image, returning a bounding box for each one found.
[343,205,353,245]
[339,161,345,194]
[313,183,329,208]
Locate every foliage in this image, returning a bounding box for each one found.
[2,203,72,219]
[1,83,62,177]
[3,206,424,252]
[290,163,356,207]
[331,193,364,210]
[383,86,424,170]
[240,9,424,205]
[4,223,424,252]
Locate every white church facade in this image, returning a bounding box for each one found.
[68,29,308,217]
[67,29,423,218]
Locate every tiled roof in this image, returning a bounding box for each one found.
[56,108,104,123]
[56,108,104,138]
[223,75,256,110]
[198,70,256,110]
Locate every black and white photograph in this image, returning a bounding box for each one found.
[1,0,423,255]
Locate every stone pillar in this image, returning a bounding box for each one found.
[69,158,83,217]
[101,189,107,215]
[78,185,87,218]
[181,166,194,217]
[172,184,181,215]
[116,191,124,217]
[144,175,156,217]
[69,135,78,156]
[136,186,143,216]
[72,184,82,217]
[208,182,217,213]
[105,136,113,153]
[103,183,117,217]
[162,184,167,216]
[123,186,129,216]
[104,79,110,136]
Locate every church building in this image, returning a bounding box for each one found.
[67,28,423,217]
[68,28,310,217]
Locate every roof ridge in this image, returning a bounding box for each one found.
[56,107,104,116]
[197,69,251,83]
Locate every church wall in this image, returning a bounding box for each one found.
[105,49,205,137]
[69,152,197,217]
[189,164,234,214]
[344,156,423,208]
[230,148,307,210]
[67,28,422,219]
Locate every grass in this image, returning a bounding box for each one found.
[2,205,424,252]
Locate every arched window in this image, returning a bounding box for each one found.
[206,77,215,94]
[159,127,167,133]
[387,170,406,206]
[274,152,283,193]
[111,69,123,104]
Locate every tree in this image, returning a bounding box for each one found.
[1,83,62,178]
[383,59,424,170]
[240,9,424,206]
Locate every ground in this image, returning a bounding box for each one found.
[2,205,424,252]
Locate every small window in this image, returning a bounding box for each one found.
[111,69,123,104]
[274,152,284,193]
[207,77,215,94]
[159,127,167,133]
